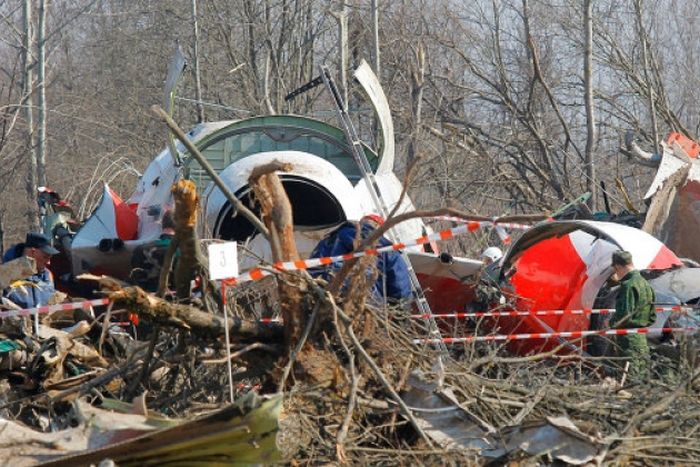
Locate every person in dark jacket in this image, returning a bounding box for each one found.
[610,250,656,382]
[3,232,58,309]
[310,214,412,302]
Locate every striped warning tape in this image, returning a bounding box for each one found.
[413,326,699,345]
[0,298,110,319]
[224,221,482,286]
[410,305,695,320]
[428,216,534,231]
[252,305,697,325]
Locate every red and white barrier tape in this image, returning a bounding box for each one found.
[428,216,534,231]
[224,221,481,286]
[254,305,696,325]
[0,298,110,319]
[413,326,699,345]
[411,305,694,320]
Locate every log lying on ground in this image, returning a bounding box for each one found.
[108,286,283,341]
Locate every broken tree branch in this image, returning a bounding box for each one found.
[108,286,283,340]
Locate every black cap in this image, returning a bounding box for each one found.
[25,232,59,255]
[611,250,633,267]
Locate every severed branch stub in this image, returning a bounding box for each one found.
[169,179,208,299]
[248,160,309,349]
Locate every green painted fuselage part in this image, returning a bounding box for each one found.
[183,115,379,190]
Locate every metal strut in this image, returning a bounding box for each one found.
[318,65,449,369]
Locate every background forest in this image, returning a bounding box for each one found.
[0,0,697,247]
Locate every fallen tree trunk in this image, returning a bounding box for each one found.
[108,286,283,341]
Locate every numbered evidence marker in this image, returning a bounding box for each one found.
[207,242,239,280]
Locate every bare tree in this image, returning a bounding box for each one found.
[583,0,596,210]
[22,0,38,229]
[191,0,205,123]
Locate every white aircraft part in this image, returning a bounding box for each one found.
[71,185,141,276]
[649,268,700,303]
[354,60,395,175]
[128,121,234,240]
[202,150,365,235]
[644,141,699,200]
[72,186,120,250]
[354,172,428,245]
[577,221,667,270]
[568,230,620,309]
[408,251,483,280]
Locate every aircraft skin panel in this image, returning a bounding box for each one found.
[417,274,476,319]
[502,234,590,353]
[491,221,684,354]
[202,150,366,239]
[569,230,618,311]
[353,172,428,244]
[577,221,682,270]
[354,60,395,175]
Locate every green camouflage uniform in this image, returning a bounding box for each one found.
[610,270,656,381]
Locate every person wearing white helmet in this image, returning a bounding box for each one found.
[481,246,503,266]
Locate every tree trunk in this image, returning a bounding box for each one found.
[370,0,380,77]
[37,0,48,189]
[109,286,283,340]
[634,0,660,156]
[23,0,39,230]
[190,0,205,123]
[583,0,597,210]
[331,2,349,111]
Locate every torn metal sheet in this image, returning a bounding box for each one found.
[649,268,700,303]
[643,136,700,263]
[402,372,606,464]
[402,371,495,451]
[40,392,282,467]
[354,60,395,175]
[483,416,606,465]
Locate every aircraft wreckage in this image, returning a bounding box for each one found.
[37,62,700,357]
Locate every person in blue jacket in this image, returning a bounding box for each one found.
[4,232,58,309]
[310,214,412,302]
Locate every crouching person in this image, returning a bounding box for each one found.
[310,214,412,305]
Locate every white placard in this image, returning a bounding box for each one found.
[208,242,239,280]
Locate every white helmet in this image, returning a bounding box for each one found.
[481,246,503,264]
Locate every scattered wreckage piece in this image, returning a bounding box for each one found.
[0,257,36,289]
[2,393,281,466]
[636,132,700,264]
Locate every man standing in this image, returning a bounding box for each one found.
[609,250,656,382]
[4,232,58,309]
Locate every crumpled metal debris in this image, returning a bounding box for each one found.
[403,371,606,464]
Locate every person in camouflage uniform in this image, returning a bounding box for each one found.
[609,250,656,382]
